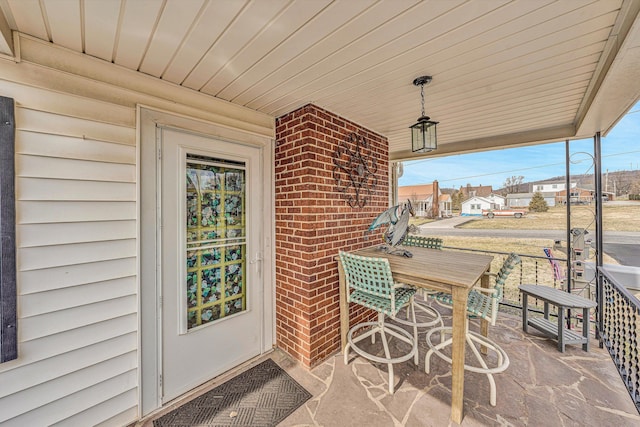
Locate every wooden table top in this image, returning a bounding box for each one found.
[352,246,494,292]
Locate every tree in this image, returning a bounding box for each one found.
[451,190,463,210]
[529,191,549,212]
[503,175,524,194]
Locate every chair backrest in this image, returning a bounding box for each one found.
[401,235,443,250]
[339,251,396,304]
[493,253,521,300]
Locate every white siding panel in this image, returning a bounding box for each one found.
[17,155,135,182]
[56,391,138,427]
[16,130,136,164]
[5,373,137,427]
[15,107,136,145]
[18,220,136,247]
[18,178,136,202]
[0,79,135,127]
[18,239,136,271]
[20,295,137,342]
[6,314,136,369]
[17,201,136,224]
[0,333,136,399]
[0,359,137,425]
[19,258,136,294]
[20,276,136,318]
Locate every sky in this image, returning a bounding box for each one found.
[399,102,640,191]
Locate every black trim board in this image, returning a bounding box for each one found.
[0,96,16,363]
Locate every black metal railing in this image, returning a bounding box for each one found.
[599,266,640,413]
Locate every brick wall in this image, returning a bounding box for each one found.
[274,104,389,368]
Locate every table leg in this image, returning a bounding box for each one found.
[451,286,469,424]
[338,260,348,353]
[557,306,565,352]
[522,292,528,333]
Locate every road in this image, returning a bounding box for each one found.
[418,217,640,266]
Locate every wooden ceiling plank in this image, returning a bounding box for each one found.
[203,0,333,98]
[43,0,81,52]
[138,0,205,78]
[84,0,121,61]
[230,0,422,106]
[5,0,47,41]
[161,0,247,84]
[181,0,289,91]
[253,0,495,114]
[218,0,383,102]
[261,2,618,119]
[297,20,612,120]
[114,0,163,70]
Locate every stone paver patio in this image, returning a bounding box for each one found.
[141,301,640,426]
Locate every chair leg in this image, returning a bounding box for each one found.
[379,316,395,394]
[410,299,418,365]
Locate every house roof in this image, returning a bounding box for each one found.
[460,185,494,198]
[1,1,639,160]
[398,184,436,201]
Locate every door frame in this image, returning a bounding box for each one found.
[138,106,275,416]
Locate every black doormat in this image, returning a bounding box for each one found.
[153,359,312,427]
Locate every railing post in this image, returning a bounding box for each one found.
[594,132,604,345]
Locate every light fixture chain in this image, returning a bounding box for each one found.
[420,83,425,117]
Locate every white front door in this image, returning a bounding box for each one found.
[159,127,263,403]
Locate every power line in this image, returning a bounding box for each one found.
[408,149,640,185]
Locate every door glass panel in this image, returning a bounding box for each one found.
[185,154,246,330]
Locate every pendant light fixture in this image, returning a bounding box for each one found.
[410,76,438,153]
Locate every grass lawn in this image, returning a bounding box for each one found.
[457,203,640,231]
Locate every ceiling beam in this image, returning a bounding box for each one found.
[391,124,576,161]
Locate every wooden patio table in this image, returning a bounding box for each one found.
[337,245,493,424]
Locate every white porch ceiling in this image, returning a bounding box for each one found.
[1,0,639,160]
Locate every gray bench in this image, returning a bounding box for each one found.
[519,285,596,352]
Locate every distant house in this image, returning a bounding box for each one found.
[461,196,502,216]
[398,181,452,218]
[556,188,593,204]
[530,180,576,193]
[459,184,493,199]
[396,181,442,218]
[507,192,556,207]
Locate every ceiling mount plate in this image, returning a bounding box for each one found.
[413,76,432,86]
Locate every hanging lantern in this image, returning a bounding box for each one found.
[410,76,438,153]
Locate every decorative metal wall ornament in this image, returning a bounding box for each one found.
[333,133,378,208]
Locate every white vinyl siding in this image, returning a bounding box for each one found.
[0,34,274,426]
[0,103,138,426]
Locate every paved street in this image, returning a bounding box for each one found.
[419,216,640,266]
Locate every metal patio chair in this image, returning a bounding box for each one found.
[425,252,521,406]
[340,251,418,394]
